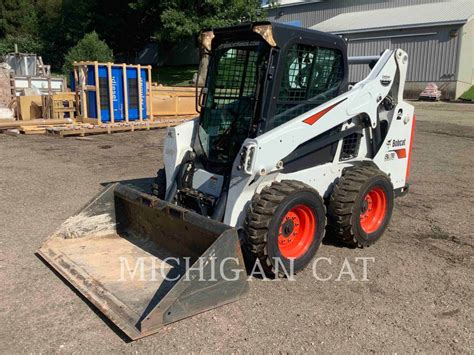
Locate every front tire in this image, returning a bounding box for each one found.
[327,165,394,247]
[243,180,326,277]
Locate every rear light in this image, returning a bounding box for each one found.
[406,114,416,182]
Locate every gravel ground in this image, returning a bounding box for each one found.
[0,101,473,353]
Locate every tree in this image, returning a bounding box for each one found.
[0,34,44,55]
[129,0,265,42]
[0,0,43,55]
[62,31,114,73]
[94,0,153,57]
[1,0,266,71]
[0,0,39,37]
[37,0,97,69]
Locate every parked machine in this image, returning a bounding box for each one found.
[38,22,415,339]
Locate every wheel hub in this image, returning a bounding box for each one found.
[278,205,316,259]
[360,199,369,214]
[282,219,295,237]
[359,187,387,234]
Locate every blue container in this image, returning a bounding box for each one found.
[84,64,147,122]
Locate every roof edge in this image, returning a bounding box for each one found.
[328,20,467,35]
[264,0,323,9]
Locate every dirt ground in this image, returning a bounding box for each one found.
[1,101,473,353]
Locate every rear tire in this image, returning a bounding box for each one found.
[151,168,166,199]
[243,180,326,277]
[327,165,394,247]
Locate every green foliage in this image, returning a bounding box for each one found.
[460,86,474,101]
[0,0,39,37]
[130,0,265,42]
[62,32,114,73]
[0,0,43,56]
[0,34,44,55]
[0,0,265,70]
[161,0,265,41]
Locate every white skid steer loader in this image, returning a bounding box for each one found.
[38,22,415,339]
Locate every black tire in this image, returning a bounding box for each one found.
[151,168,166,199]
[327,165,394,247]
[243,180,326,277]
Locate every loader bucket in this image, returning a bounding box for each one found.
[37,183,249,340]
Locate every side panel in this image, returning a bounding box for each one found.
[140,68,148,119]
[223,171,254,227]
[112,67,125,121]
[373,102,415,189]
[98,66,111,122]
[86,65,97,119]
[127,68,140,121]
[163,119,198,192]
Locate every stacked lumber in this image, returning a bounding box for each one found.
[46,116,195,137]
[1,114,195,137]
[0,118,73,129]
[0,118,73,135]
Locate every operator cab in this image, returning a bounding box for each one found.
[175,22,348,218]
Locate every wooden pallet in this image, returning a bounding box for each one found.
[17,124,71,135]
[19,126,49,135]
[46,117,193,137]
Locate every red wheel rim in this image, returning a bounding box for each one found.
[360,187,387,234]
[278,204,316,259]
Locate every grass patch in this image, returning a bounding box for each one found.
[460,86,474,101]
[152,66,198,87]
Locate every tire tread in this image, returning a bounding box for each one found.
[328,165,392,247]
[244,180,326,277]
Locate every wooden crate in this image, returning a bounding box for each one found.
[151,85,199,117]
[42,92,76,119]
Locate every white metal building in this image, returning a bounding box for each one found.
[267,0,474,99]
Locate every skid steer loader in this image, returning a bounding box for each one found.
[38,22,415,339]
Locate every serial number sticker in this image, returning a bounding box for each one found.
[384,152,396,161]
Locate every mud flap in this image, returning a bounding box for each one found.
[37,183,249,340]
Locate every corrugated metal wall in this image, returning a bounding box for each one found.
[348,38,391,82]
[346,26,460,83]
[267,1,462,85]
[267,0,454,28]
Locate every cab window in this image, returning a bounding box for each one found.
[270,43,344,129]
